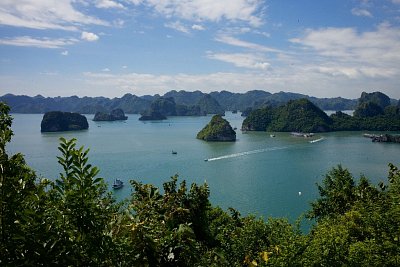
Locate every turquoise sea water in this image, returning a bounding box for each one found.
[8,112,400,222]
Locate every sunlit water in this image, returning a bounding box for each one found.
[8,112,400,223]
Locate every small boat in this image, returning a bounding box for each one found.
[112,179,124,189]
[172,150,177,155]
[270,134,275,138]
[204,159,208,162]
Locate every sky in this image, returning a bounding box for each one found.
[0,0,400,99]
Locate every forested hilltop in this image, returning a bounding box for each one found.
[2,102,400,266]
[0,90,365,114]
[243,92,400,132]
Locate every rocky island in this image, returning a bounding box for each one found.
[242,98,332,132]
[242,92,400,133]
[364,133,400,143]
[93,108,128,121]
[197,115,236,141]
[139,110,167,121]
[41,111,88,132]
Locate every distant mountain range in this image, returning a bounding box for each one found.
[1,90,397,114]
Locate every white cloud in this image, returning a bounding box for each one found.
[0,0,108,31]
[142,0,264,27]
[0,36,77,48]
[113,19,125,27]
[81,32,100,41]
[351,8,372,17]
[164,21,190,33]
[102,68,111,72]
[207,52,270,70]
[192,24,205,31]
[81,69,400,99]
[61,50,69,56]
[215,34,283,53]
[95,0,125,9]
[290,23,400,79]
[392,0,400,4]
[129,0,143,4]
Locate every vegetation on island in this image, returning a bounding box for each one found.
[242,99,332,132]
[197,115,236,141]
[93,108,128,121]
[40,111,88,132]
[2,102,400,266]
[243,92,400,133]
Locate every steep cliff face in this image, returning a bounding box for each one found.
[41,111,88,132]
[197,115,236,142]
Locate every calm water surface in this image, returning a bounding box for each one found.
[8,112,400,222]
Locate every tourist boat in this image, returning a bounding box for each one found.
[112,179,124,189]
[291,132,314,138]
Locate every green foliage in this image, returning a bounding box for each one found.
[244,98,400,132]
[113,175,220,266]
[242,107,274,131]
[197,114,236,141]
[268,99,332,132]
[243,99,332,133]
[354,101,384,118]
[307,165,356,220]
[50,137,118,265]
[0,102,52,265]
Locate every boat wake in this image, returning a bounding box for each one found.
[309,137,324,143]
[205,146,288,162]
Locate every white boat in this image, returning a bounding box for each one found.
[309,137,324,143]
[270,134,275,138]
[112,179,124,189]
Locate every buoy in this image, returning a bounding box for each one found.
[298,191,302,196]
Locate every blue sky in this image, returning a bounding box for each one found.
[1,0,400,99]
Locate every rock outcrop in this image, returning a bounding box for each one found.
[197,115,236,141]
[41,111,88,132]
[93,108,128,121]
[364,134,400,143]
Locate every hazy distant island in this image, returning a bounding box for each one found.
[41,111,88,132]
[242,92,400,133]
[1,89,371,115]
[93,109,128,121]
[197,115,236,142]
[138,110,167,121]
[139,94,224,120]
